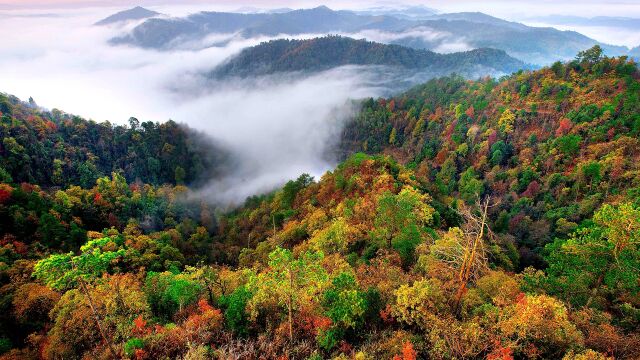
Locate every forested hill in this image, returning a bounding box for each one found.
[0,93,228,188]
[205,48,640,358]
[339,46,640,266]
[1,48,640,359]
[211,36,528,79]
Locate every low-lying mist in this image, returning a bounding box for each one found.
[0,6,499,206]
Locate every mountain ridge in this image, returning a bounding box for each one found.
[109,6,628,65]
[210,36,529,80]
[95,6,160,26]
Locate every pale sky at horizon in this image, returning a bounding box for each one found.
[2,0,640,19]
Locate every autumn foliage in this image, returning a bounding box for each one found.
[0,49,638,359]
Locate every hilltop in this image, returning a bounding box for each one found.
[95,6,160,26]
[211,36,528,80]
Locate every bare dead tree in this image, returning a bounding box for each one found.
[452,197,495,310]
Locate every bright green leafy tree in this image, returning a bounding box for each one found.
[247,247,329,341]
[33,237,126,357]
[542,203,640,307]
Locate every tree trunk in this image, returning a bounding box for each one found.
[206,284,215,305]
[288,266,294,341]
[78,278,118,359]
[273,215,277,237]
[586,273,605,308]
[288,298,293,341]
[453,199,489,311]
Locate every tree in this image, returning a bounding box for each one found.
[319,272,367,349]
[45,274,150,358]
[247,247,329,341]
[78,160,100,188]
[389,127,398,145]
[430,198,492,310]
[175,166,186,184]
[145,271,203,320]
[555,135,582,157]
[374,187,435,265]
[218,285,252,337]
[436,157,457,195]
[12,283,61,329]
[393,278,447,329]
[580,161,602,190]
[52,159,64,185]
[498,109,516,134]
[280,173,313,209]
[33,237,126,358]
[458,167,484,204]
[576,45,604,64]
[543,203,640,307]
[498,294,583,358]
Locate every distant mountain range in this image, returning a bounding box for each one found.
[210,36,528,80]
[110,6,405,49]
[95,6,160,26]
[108,6,633,65]
[353,5,438,20]
[395,12,628,65]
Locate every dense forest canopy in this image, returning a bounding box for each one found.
[210,36,527,79]
[0,48,639,359]
[0,93,228,188]
[339,46,640,268]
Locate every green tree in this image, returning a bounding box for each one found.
[458,167,484,203]
[52,159,65,185]
[374,187,435,265]
[543,203,640,307]
[555,135,582,157]
[33,237,126,358]
[218,285,252,337]
[576,45,603,64]
[436,157,457,195]
[175,166,186,184]
[247,247,329,340]
[319,272,367,349]
[145,271,203,319]
[77,161,100,188]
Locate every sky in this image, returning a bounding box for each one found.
[1,0,640,18]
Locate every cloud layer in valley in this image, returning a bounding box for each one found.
[0,6,399,205]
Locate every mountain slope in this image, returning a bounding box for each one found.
[0,93,227,187]
[426,11,528,29]
[1,50,640,360]
[211,36,528,79]
[95,6,160,26]
[207,52,640,359]
[339,48,640,267]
